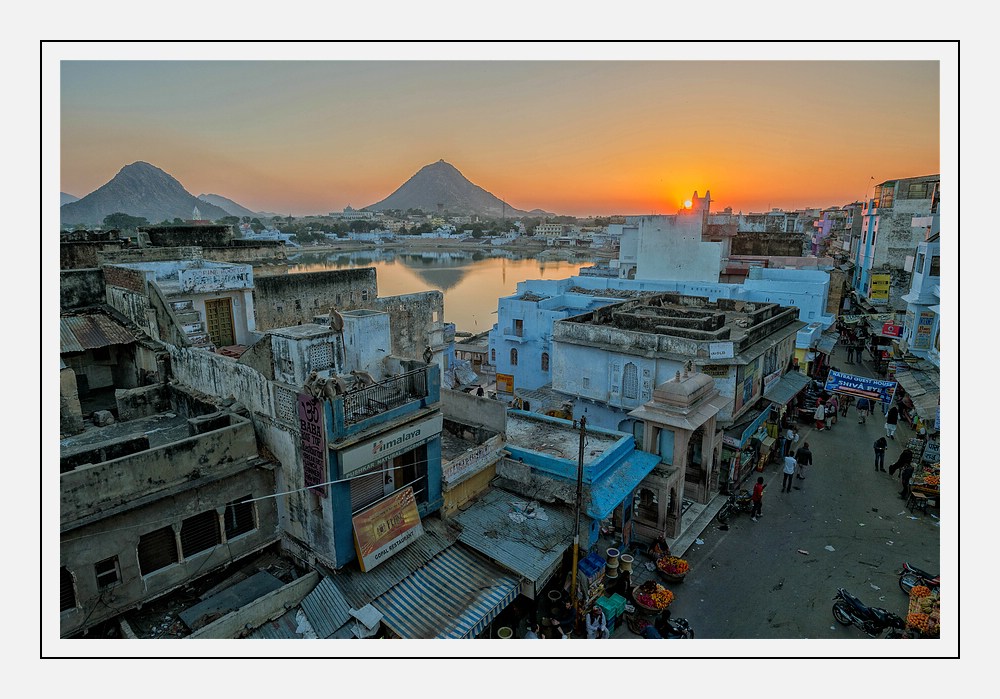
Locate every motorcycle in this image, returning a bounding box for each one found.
[656,610,695,639]
[832,588,905,638]
[716,488,754,524]
[898,562,940,595]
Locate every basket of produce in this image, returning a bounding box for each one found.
[625,612,653,635]
[656,556,689,583]
[631,580,674,612]
[906,586,940,637]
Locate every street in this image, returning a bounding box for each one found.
[649,343,941,640]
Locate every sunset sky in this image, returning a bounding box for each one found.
[56,45,946,218]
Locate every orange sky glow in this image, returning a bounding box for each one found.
[57,48,943,218]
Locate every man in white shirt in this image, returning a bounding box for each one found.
[781,454,797,493]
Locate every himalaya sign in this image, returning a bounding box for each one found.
[340,414,443,478]
[824,371,897,404]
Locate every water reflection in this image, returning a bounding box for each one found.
[272,248,594,331]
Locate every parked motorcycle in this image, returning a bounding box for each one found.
[898,562,940,595]
[832,588,905,638]
[716,488,754,524]
[656,610,695,639]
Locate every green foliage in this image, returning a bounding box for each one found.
[103,212,150,231]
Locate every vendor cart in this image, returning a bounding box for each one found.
[903,586,940,638]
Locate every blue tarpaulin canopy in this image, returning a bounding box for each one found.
[371,545,520,639]
[586,450,661,520]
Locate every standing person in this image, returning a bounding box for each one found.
[784,426,799,457]
[856,396,871,424]
[827,395,839,426]
[873,436,888,472]
[794,442,812,480]
[813,401,826,430]
[886,404,900,440]
[898,459,916,501]
[553,599,576,639]
[855,339,866,365]
[845,340,855,364]
[751,476,765,521]
[888,447,913,477]
[782,452,797,492]
[585,605,609,639]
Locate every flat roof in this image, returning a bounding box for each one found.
[506,412,620,464]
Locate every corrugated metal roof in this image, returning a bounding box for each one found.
[300,577,354,639]
[764,370,811,406]
[61,313,136,353]
[328,517,459,610]
[246,608,306,640]
[371,545,520,639]
[454,488,573,586]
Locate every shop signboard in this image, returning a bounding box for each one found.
[762,368,783,394]
[442,434,505,484]
[297,393,328,497]
[496,373,514,394]
[824,370,897,404]
[869,274,891,304]
[340,414,443,479]
[352,486,424,572]
[723,406,773,449]
[709,342,735,359]
[701,364,730,378]
[913,311,935,350]
[882,322,903,337]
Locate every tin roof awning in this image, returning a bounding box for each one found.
[764,371,811,407]
[371,545,520,639]
[61,313,137,353]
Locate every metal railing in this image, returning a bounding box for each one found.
[342,368,429,425]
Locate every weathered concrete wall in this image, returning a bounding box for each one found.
[115,384,171,422]
[188,571,320,639]
[60,463,279,638]
[441,387,508,434]
[168,346,275,417]
[201,242,288,264]
[98,246,204,265]
[441,463,497,518]
[60,269,106,310]
[373,291,445,361]
[60,414,259,526]
[60,367,86,436]
[252,269,378,330]
[730,233,806,257]
[61,241,126,270]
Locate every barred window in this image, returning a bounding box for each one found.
[541,352,549,371]
[180,510,221,557]
[225,496,256,540]
[623,362,639,400]
[510,348,518,366]
[138,526,178,576]
[275,385,297,426]
[309,342,334,372]
[94,556,120,589]
[60,566,77,612]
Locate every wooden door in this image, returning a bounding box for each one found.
[205,297,235,347]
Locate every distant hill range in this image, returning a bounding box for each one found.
[61,192,79,206]
[197,193,258,218]
[60,162,232,227]
[366,160,549,218]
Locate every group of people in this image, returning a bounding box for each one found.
[547,599,610,639]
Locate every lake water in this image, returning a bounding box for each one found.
[271,249,596,332]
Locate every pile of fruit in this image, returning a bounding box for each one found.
[656,556,690,575]
[923,475,940,486]
[906,586,940,636]
[634,581,674,609]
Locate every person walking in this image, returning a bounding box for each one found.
[827,395,839,426]
[888,447,913,477]
[855,339,866,365]
[751,476,765,521]
[782,453,797,492]
[813,401,826,431]
[845,342,855,364]
[784,426,799,457]
[873,436,888,472]
[886,404,900,440]
[794,442,812,480]
[856,396,871,424]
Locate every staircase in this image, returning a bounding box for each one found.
[170,300,214,348]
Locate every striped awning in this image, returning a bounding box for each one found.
[371,545,520,639]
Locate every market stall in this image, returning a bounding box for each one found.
[624,579,676,634]
[908,460,940,513]
[904,584,940,638]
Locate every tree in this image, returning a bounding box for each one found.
[250,218,264,232]
[220,216,240,226]
[103,212,149,231]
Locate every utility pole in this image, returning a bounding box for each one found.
[570,415,587,631]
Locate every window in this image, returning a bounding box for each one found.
[362,289,370,301]
[906,181,929,199]
[623,362,639,400]
[295,299,302,311]
[510,348,518,366]
[181,510,221,557]
[915,253,925,274]
[138,526,178,575]
[541,352,549,371]
[929,256,940,277]
[491,349,496,362]
[60,566,76,612]
[94,556,120,589]
[225,496,256,539]
[513,319,523,337]
[308,342,334,371]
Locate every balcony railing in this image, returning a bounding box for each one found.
[342,369,429,426]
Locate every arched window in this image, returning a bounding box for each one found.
[541,352,549,371]
[623,362,638,400]
[491,348,496,362]
[510,348,518,366]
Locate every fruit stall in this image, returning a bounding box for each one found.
[909,461,940,510]
[904,585,940,638]
[625,579,675,634]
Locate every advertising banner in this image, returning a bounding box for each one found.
[869,273,891,303]
[882,323,903,337]
[353,487,424,572]
[340,414,442,479]
[913,311,935,350]
[824,370,897,404]
[297,393,327,497]
[496,373,514,394]
[709,342,735,359]
[442,434,505,484]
